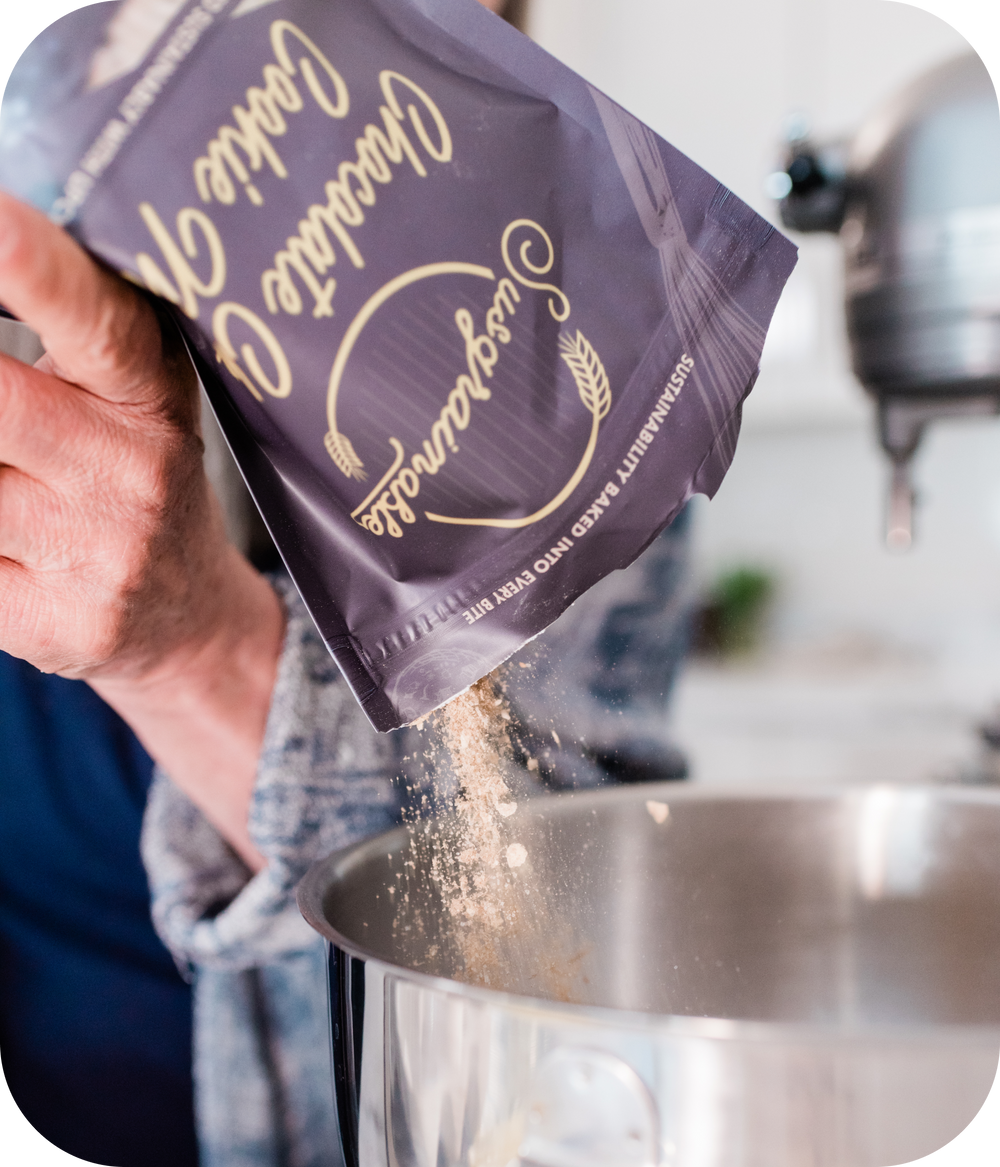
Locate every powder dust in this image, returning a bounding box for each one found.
[429,675,529,987]
[402,673,585,1000]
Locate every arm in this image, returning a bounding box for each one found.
[0,191,281,871]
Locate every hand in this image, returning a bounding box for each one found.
[0,191,283,870]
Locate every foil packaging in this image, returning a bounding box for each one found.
[0,0,796,729]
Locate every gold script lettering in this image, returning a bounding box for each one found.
[134,203,226,319]
[335,221,607,539]
[194,19,349,208]
[353,300,510,536]
[212,302,292,402]
[485,278,521,342]
[261,71,454,318]
[501,219,570,322]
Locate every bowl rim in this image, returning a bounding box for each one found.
[296,782,1000,1044]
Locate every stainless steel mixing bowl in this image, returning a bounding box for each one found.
[297,785,1000,1167]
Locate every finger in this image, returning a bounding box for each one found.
[0,555,45,663]
[0,554,108,676]
[0,465,71,569]
[0,350,104,477]
[0,191,167,406]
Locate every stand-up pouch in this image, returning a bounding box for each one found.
[0,0,796,729]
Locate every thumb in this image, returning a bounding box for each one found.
[0,190,169,405]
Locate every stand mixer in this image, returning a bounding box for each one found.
[292,55,1000,1167]
[775,52,1000,550]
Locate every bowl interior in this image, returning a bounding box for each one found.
[311,787,1000,1024]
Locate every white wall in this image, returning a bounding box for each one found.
[529,0,1000,667]
[528,0,967,210]
[527,0,969,429]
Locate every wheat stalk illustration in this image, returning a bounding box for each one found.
[558,330,612,421]
[325,429,367,481]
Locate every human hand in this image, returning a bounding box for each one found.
[0,191,282,868]
[0,191,221,676]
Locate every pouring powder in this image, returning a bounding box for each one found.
[400,673,589,999]
[418,674,577,992]
[432,675,524,929]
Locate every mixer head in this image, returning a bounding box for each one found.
[774,54,1000,549]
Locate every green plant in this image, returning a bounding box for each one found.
[694,566,776,657]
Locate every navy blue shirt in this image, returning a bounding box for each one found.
[0,652,198,1166]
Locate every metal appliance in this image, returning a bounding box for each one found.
[298,784,1000,1167]
[776,53,1000,548]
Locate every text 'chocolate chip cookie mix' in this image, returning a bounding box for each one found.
[1,0,796,730]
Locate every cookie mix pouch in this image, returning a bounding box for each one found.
[0,0,797,729]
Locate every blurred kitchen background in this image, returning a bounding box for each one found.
[527,0,1000,788]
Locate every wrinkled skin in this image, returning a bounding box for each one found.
[0,0,510,870]
[0,192,282,869]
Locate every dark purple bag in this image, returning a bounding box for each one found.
[0,0,796,729]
